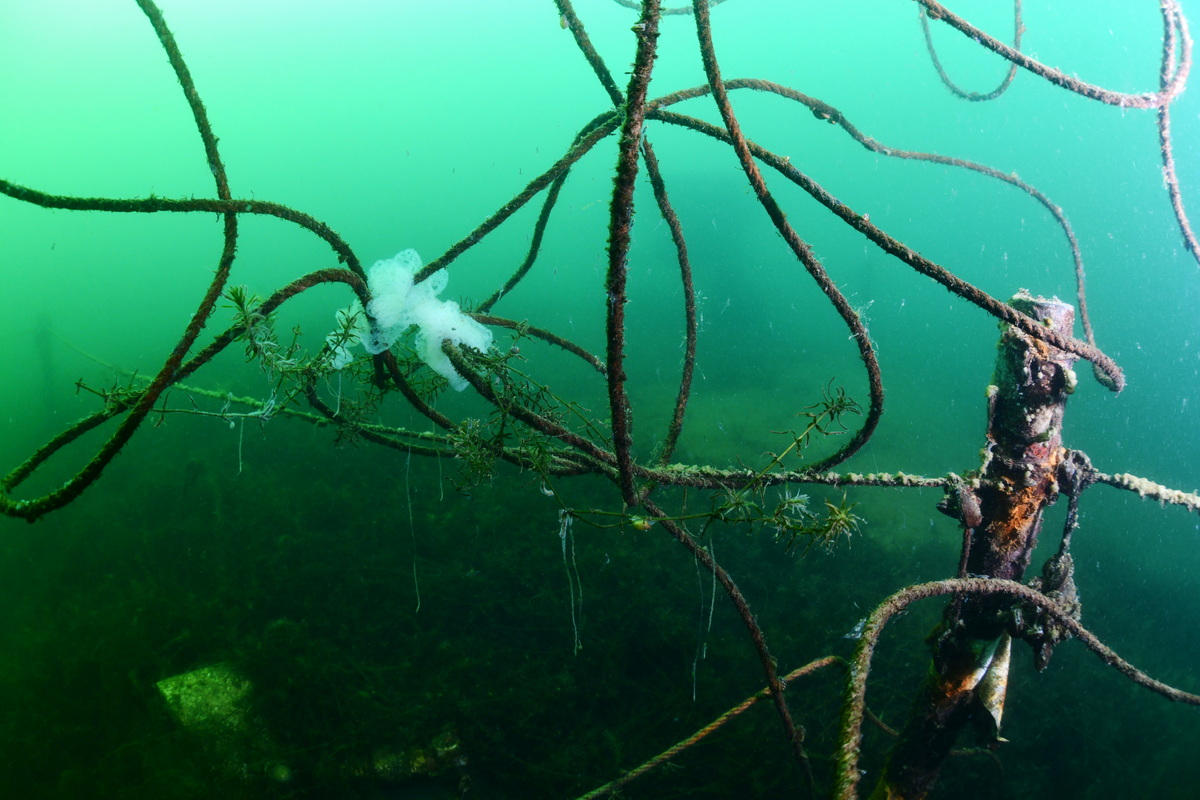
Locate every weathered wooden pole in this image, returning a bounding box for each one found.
[870,291,1081,799]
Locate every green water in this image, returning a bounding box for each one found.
[2,1,1199,797]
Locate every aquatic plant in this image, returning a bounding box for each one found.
[2,1,1199,797]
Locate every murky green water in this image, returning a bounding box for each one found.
[2,1,1199,797]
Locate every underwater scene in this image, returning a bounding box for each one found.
[2,1,1200,798]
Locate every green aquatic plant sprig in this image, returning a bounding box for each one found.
[447,418,499,488]
[703,384,863,554]
[73,374,143,416]
[562,385,865,554]
[766,382,863,472]
[443,333,612,490]
[707,486,861,556]
[706,383,863,550]
[223,285,375,425]
[227,286,300,379]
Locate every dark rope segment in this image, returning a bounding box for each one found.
[918,0,1190,108]
[0,267,366,520]
[833,577,1200,800]
[477,171,571,313]
[302,383,581,475]
[378,350,456,433]
[445,345,618,469]
[1095,471,1200,513]
[642,497,814,791]
[1156,2,1200,265]
[919,0,1022,101]
[690,4,821,783]
[305,388,445,458]
[640,136,697,469]
[712,77,1101,355]
[610,0,728,14]
[647,78,1102,355]
[135,0,228,197]
[477,115,620,313]
[604,0,662,506]
[176,268,366,384]
[471,314,606,375]
[415,112,620,284]
[555,0,624,106]
[689,0,883,476]
[649,106,1125,391]
[629,464,947,494]
[0,408,124,516]
[0,0,242,523]
[576,656,844,799]
[0,181,369,294]
[133,0,241,355]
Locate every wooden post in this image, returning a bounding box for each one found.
[870,291,1080,799]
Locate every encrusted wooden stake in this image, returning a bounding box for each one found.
[871,291,1079,799]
